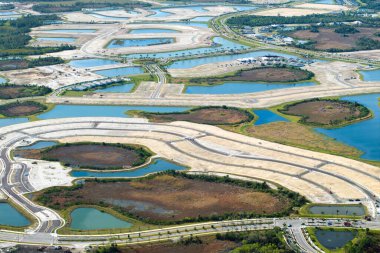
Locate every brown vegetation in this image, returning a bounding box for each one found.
[36,174,289,222]
[245,121,361,157]
[291,27,380,50]
[0,101,46,117]
[140,107,253,125]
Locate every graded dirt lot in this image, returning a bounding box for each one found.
[36,174,290,222]
[25,143,152,170]
[0,101,46,117]
[117,236,237,253]
[290,27,380,51]
[244,121,362,157]
[280,99,370,126]
[141,107,252,125]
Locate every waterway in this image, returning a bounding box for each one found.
[0,77,6,84]
[129,28,179,34]
[94,66,144,77]
[69,58,119,68]
[0,202,30,227]
[70,208,132,230]
[360,69,380,82]
[36,37,76,43]
[72,158,187,178]
[316,93,380,161]
[20,141,58,150]
[125,36,249,59]
[37,105,189,119]
[315,229,356,249]
[107,38,174,48]
[253,109,289,125]
[185,81,315,95]
[96,83,135,93]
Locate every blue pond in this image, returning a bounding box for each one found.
[360,69,380,82]
[0,11,18,16]
[70,208,132,230]
[0,118,28,128]
[253,109,289,125]
[96,83,135,93]
[45,29,96,33]
[20,141,57,150]
[125,36,248,59]
[72,159,186,178]
[150,8,171,17]
[129,28,179,34]
[37,105,189,119]
[185,81,315,94]
[94,66,144,77]
[314,0,336,4]
[37,37,76,43]
[315,230,356,249]
[69,58,119,68]
[0,77,6,83]
[190,16,213,22]
[107,38,174,48]
[167,21,209,28]
[0,202,30,227]
[316,93,380,161]
[167,50,301,69]
[309,205,365,216]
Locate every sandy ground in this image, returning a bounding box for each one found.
[3,117,377,210]
[15,158,74,191]
[294,3,350,12]
[254,3,350,16]
[338,49,380,62]
[0,64,103,89]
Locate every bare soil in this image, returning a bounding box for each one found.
[291,27,380,50]
[37,174,289,222]
[144,108,252,125]
[281,100,363,125]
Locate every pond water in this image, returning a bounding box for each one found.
[185,81,315,94]
[69,58,119,68]
[95,83,135,93]
[70,208,132,230]
[167,50,301,69]
[125,36,248,59]
[315,229,356,249]
[36,37,76,43]
[253,109,289,125]
[0,77,6,83]
[0,118,28,128]
[316,93,380,161]
[0,11,18,16]
[190,16,213,22]
[360,69,380,82]
[37,105,189,119]
[150,8,171,17]
[44,29,96,33]
[0,202,30,227]
[314,0,336,4]
[129,28,179,34]
[309,205,365,216]
[94,66,144,77]
[107,38,174,48]
[20,141,58,150]
[167,21,209,28]
[72,158,186,178]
